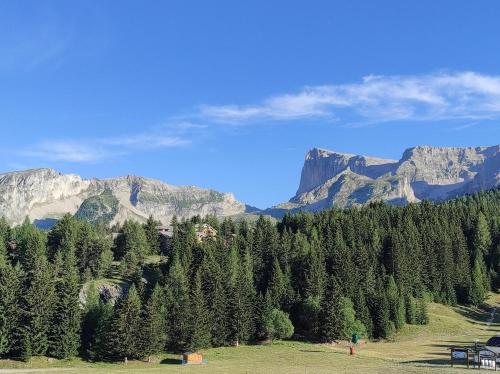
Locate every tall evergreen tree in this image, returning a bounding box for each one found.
[143,215,161,255]
[188,271,211,350]
[0,248,22,357]
[20,236,55,358]
[165,258,191,352]
[469,253,488,306]
[49,242,81,359]
[142,283,167,361]
[110,284,142,362]
[319,276,344,342]
[227,249,255,346]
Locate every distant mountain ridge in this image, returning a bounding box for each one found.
[1,144,498,225]
[0,168,246,226]
[269,145,500,215]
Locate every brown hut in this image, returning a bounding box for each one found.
[182,352,204,364]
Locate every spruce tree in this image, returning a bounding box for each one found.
[87,301,114,362]
[227,249,255,346]
[110,284,142,362]
[256,292,274,342]
[188,271,211,350]
[143,215,161,255]
[165,258,191,352]
[415,296,429,325]
[80,282,101,359]
[405,294,417,324]
[19,232,55,358]
[474,213,492,257]
[386,275,405,330]
[49,242,81,359]
[0,250,22,357]
[142,283,167,361]
[469,253,488,306]
[319,276,344,342]
[371,288,392,339]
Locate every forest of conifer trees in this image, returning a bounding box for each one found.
[0,189,499,362]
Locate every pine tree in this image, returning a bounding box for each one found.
[319,276,344,342]
[386,275,405,330]
[415,296,429,325]
[200,252,229,347]
[474,213,492,257]
[188,271,211,350]
[87,301,114,361]
[20,242,55,357]
[0,249,22,357]
[165,259,191,352]
[267,258,287,309]
[47,214,78,260]
[255,292,274,341]
[142,283,167,361]
[80,282,101,359]
[469,253,488,306]
[405,294,417,324]
[143,215,161,255]
[371,288,392,339]
[110,284,142,362]
[353,289,373,339]
[227,249,255,346]
[49,242,81,359]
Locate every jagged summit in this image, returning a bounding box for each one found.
[297,148,397,195]
[285,144,500,213]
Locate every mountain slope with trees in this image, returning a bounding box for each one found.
[0,188,498,361]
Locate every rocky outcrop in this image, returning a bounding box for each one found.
[0,168,246,226]
[280,145,499,212]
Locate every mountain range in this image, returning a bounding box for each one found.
[0,168,246,226]
[0,144,498,226]
[268,144,499,216]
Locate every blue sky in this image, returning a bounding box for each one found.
[1,1,499,208]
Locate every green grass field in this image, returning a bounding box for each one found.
[1,294,500,374]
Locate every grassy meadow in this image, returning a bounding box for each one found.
[1,293,499,374]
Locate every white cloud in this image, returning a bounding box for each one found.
[200,71,500,124]
[21,130,190,163]
[21,140,108,163]
[102,134,190,148]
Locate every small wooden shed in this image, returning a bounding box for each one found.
[183,352,204,364]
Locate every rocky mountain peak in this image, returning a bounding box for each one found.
[0,169,246,226]
[287,144,499,213]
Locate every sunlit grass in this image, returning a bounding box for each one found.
[1,294,499,373]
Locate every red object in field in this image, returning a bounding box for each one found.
[350,345,355,355]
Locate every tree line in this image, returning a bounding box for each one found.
[0,188,499,362]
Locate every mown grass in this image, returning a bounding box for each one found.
[1,294,500,374]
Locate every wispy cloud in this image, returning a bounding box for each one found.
[20,140,109,163]
[101,134,190,149]
[200,72,500,124]
[20,129,191,163]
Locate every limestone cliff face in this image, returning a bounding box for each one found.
[286,145,499,211]
[0,169,246,226]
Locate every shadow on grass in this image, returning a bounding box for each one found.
[453,304,495,326]
[160,358,183,365]
[401,358,455,366]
